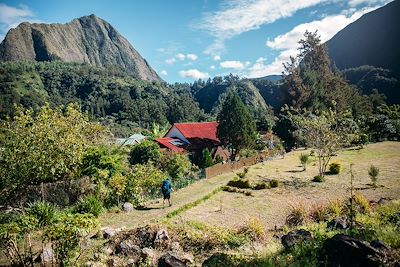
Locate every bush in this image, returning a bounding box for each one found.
[270,179,279,188]
[326,199,344,219]
[74,195,103,217]
[299,153,310,171]
[200,148,213,168]
[286,204,307,226]
[368,165,380,187]
[227,179,252,189]
[26,201,57,227]
[328,162,341,174]
[309,204,329,222]
[312,175,325,182]
[239,217,266,241]
[352,193,371,214]
[253,182,269,190]
[129,140,161,165]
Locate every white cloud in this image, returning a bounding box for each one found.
[176,53,186,60]
[165,58,176,65]
[348,0,390,7]
[220,60,250,70]
[0,3,40,41]
[186,53,198,61]
[179,69,209,79]
[248,6,380,78]
[160,70,168,76]
[213,55,221,61]
[210,65,216,70]
[195,0,329,54]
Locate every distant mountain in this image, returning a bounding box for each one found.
[251,75,282,83]
[326,0,400,78]
[0,14,161,81]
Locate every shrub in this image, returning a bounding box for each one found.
[108,173,127,206]
[352,193,371,214]
[312,175,325,182]
[309,204,329,222]
[286,204,307,227]
[253,182,269,190]
[239,217,266,241]
[74,195,103,217]
[129,140,161,165]
[236,171,247,179]
[26,201,57,228]
[328,162,341,174]
[326,199,344,219]
[269,179,279,188]
[368,165,380,187]
[299,153,310,171]
[200,148,213,168]
[227,179,252,189]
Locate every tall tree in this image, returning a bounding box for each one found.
[217,91,257,160]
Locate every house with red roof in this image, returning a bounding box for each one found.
[155,122,229,160]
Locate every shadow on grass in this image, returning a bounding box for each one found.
[286,169,304,173]
[282,178,310,189]
[135,206,163,211]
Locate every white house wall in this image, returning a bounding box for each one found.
[166,126,190,144]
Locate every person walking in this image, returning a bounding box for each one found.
[161,178,172,208]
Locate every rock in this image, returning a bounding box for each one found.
[141,247,157,266]
[102,245,114,256]
[126,258,136,267]
[170,242,182,252]
[135,225,157,247]
[327,216,348,230]
[102,228,117,239]
[159,251,194,267]
[323,234,384,266]
[154,229,170,248]
[377,197,392,205]
[281,229,312,249]
[370,240,390,251]
[35,246,55,267]
[115,239,141,257]
[123,202,134,212]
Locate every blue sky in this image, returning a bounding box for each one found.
[0,0,392,83]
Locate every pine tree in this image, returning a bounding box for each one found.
[217,91,257,160]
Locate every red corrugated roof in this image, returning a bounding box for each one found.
[155,137,185,152]
[173,122,219,142]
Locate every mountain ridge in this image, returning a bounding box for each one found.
[0,14,161,82]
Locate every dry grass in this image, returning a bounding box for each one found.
[175,142,400,229]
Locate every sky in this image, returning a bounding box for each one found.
[0,0,393,83]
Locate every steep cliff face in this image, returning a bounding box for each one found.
[0,14,161,81]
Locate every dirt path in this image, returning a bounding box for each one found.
[99,169,236,229]
[100,142,400,230]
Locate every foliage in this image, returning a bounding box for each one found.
[74,195,103,217]
[351,193,371,214]
[299,153,310,171]
[227,179,252,189]
[285,107,353,177]
[312,175,325,182]
[309,204,329,222]
[129,140,161,165]
[43,213,98,266]
[269,179,279,188]
[326,199,344,219]
[159,153,192,182]
[80,145,127,179]
[285,204,307,226]
[198,148,213,168]
[368,164,380,187]
[253,182,269,190]
[328,162,341,174]
[217,91,257,160]
[0,103,108,203]
[26,201,58,228]
[0,61,206,132]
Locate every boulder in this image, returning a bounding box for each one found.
[141,247,157,266]
[281,229,312,249]
[377,197,392,205]
[35,246,55,267]
[135,225,157,248]
[154,229,170,248]
[102,228,117,239]
[115,239,141,257]
[327,216,348,230]
[123,202,134,212]
[323,234,384,266]
[159,251,194,267]
[370,240,390,252]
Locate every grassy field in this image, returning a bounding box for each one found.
[100,141,400,230]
